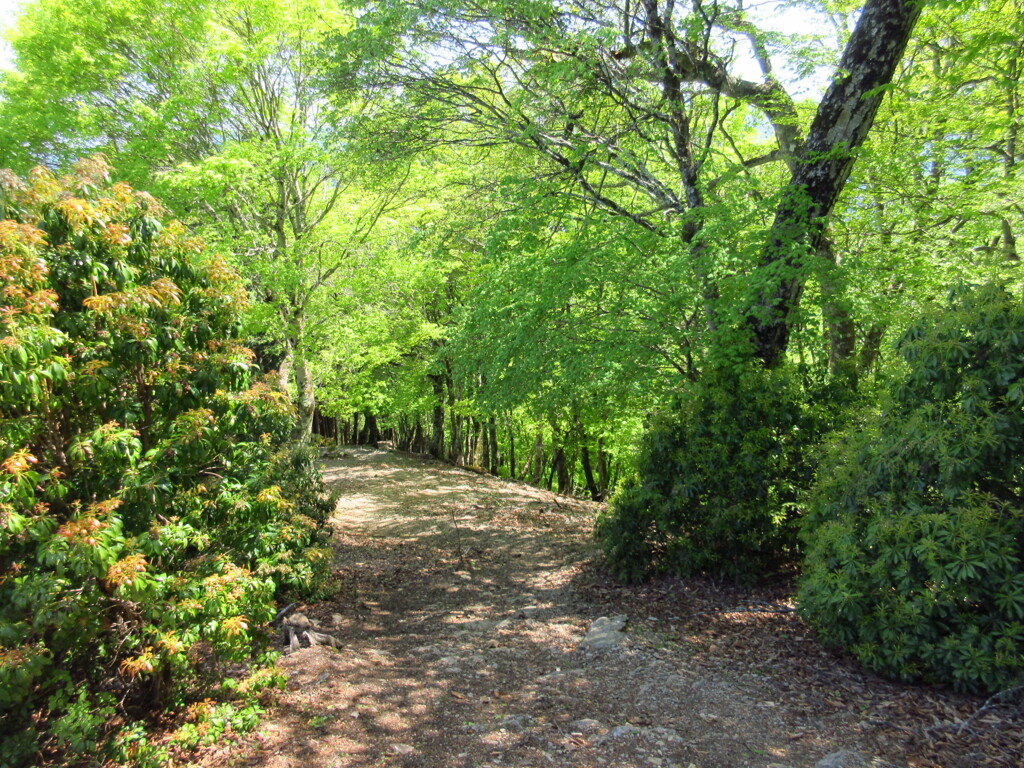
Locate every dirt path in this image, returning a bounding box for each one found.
[202,448,1020,768]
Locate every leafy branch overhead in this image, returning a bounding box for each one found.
[336,0,924,363]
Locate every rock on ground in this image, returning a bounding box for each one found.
[580,614,628,649]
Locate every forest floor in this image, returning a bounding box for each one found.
[196,447,1022,768]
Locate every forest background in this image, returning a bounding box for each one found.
[2,0,1024,764]
[4,0,1006,495]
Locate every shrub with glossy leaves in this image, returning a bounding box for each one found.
[800,283,1024,693]
[0,158,332,766]
[595,365,830,583]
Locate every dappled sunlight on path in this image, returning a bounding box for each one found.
[199,447,1022,768]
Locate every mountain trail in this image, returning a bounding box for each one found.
[197,447,1020,768]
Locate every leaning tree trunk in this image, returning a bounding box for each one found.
[749,0,923,366]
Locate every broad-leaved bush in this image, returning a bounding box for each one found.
[800,283,1024,693]
[0,158,333,766]
[596,365,833,583]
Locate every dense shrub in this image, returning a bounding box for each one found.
[595,365,835,583]
[800,283,1024,693]
[0,159,333,766]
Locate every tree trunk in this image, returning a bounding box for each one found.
[749,0,923,366]
[858,323,887,376]
[277,342,292,392]
[460,417,471,465]
[597,437,609,497]
[470,418,482,465]
[429,374,445,458]
[364,413,380,445]
[507,417,516,479]
[1002,218,1019,261]
[580,442,601,501]
[396,416,409,450]
[446,373,461,464]
[487,416,499,475]
[524,431,545,486]
[818,236,858,384]
[552,447,570,495]
[292,349,316,441]
[313,407,336,440]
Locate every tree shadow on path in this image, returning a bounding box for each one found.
[204,448,1022,768]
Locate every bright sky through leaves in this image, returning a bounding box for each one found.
[0,0,22,70]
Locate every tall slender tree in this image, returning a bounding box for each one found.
[0,0,407,435]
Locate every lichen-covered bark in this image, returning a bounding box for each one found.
[750,0,923,367]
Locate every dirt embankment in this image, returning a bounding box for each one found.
[200,447,1022,768]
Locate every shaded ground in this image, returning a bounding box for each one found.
[199,447,1022,768]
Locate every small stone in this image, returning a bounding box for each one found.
[601,724,642,741]
[569,718,604,734]
[580,615,628,650]
[496,714,532,731]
